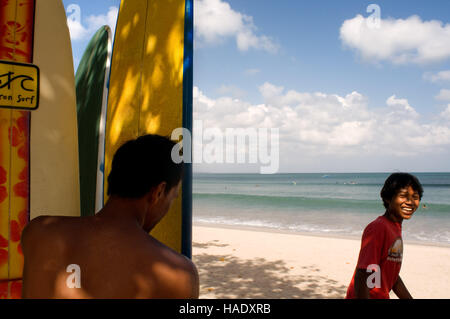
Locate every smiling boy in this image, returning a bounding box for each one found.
[346,173,423,299]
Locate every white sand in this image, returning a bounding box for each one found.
[192,224,450,299]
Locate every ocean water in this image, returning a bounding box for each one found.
[193,173,450,246]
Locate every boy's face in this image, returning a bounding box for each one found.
[387,185,420,222]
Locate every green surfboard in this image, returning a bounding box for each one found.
[76,26,112,217]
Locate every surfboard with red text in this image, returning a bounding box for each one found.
[0,0,80,299]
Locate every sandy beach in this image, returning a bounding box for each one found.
[192,224,450,299]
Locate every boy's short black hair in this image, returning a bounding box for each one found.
[107,134,184,198]
[380,173,423,209]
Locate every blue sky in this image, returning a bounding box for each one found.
[62,0,450,173]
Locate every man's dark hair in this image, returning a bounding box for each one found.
[107,134,184,198]
[380,172,423,209]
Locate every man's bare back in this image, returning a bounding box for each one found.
[21,135,199,299]
[22,214,198,298]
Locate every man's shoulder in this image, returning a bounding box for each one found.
[22,216,54,238]
[144,235,196,271]
[27,215,74,227]
[139,236,199,298]
[22,215,78,246]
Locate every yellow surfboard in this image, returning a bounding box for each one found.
[0,0,80,298]
[104,0,193,257]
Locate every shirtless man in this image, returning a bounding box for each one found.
[21,134,199,299]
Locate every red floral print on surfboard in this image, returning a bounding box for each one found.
[0,280,22,299]
[0,0,35,298]
[0,0,34,60]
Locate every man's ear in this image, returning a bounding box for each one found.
[145,182,167,206]
[154,182,167,201]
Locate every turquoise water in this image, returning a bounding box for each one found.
[193,173,450,245]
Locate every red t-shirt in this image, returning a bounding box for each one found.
[346,215,403,299]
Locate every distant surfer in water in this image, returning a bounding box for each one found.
[21,134,199,299]
[346,172,423,299]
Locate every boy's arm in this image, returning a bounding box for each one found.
[392,276,412,299]
[354,269,370,299]
[352,222,383,299]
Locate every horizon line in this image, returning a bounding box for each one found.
[192,171,450,174]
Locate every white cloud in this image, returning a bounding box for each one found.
[194,0,278,53]
[424,70,450,83]
[259,82,285,103]
[435,89,450,101]
[441,105,450,121]
[193,84,450,164]
[385,95,419,119]
[340,14,450,64]
[66,6,118,41]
